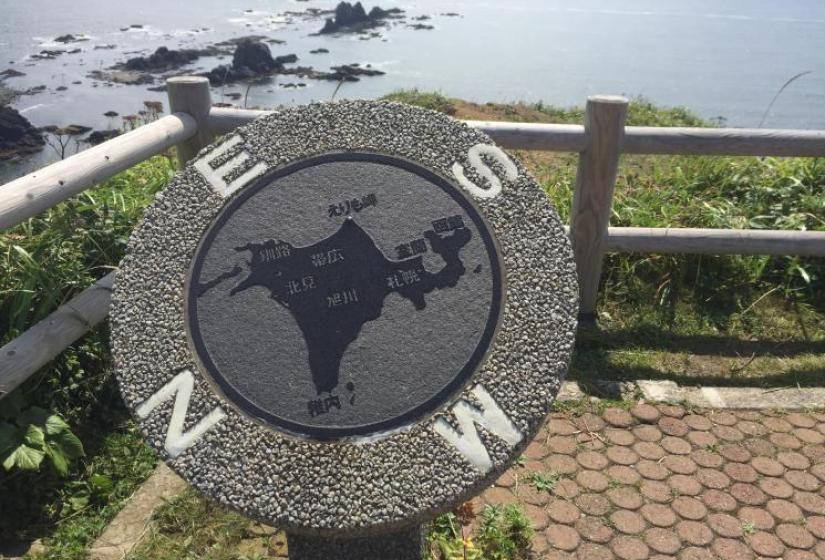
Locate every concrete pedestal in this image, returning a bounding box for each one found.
[286,525,424,560]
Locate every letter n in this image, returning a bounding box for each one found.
[136,369,226,458]
[193,134,268,197]
[433,384,523,473]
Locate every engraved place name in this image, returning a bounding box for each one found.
[194,134,268,197]
[328,193,378,217]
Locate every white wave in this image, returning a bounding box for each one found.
[18,103,49,114]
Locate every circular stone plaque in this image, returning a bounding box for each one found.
[112,100,578,535]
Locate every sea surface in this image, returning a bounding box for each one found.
[1,0,824,180]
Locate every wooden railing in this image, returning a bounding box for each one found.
[1,76,824,399]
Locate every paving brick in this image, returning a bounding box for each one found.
[675,520,713,546]
[784,549,818,560]
[771,432,804,450]
[776,523,816,549]
[546,454,579,474]
[766,499,804,523]
[813,464,825,483]
[785,470,821,491]
[577,542,615,560]
[643,528,680,555]
[711,537,754,560]
[634,442,666,460]
[683,414,712,431]
[576,493,611,516]
[525,441,549,460]
[552,479,581,500]
[802,444,825,463]
[605,427,637,446]
[611,510,647,535]
[696,468,730,490]
[678,546,715,560]
[691,449,724,469]
[631,404,661,424]
[640,480,672,504]
[702,489,738,512]
[752,456,786,477]
[763,417,793,433]
[548,435,578,455]
[672,497,707,520]
[577,515,615,543]
[660,437,691,455]
[637,460,669,481]
[548,498,581,524]
[707,512,742,537]
[546,524,580,551]
[710,411,738,426]
[712,424,745,442]
[724,462,759,483]
[720,443,752,463]
[608,465,641,486]
[608,486,645,510]
[743,437,777,457]
[794,491,825,515]
[662,455,697,475]
[779,451,812,470]
[658,417,689,437]
[574,412,607,432]
[816,541,825,560]
[736,420,768,436]
[686,431,718,448]
[657,404,686,419]
[577,470,609,493]
[633,425,663,442]
[730,482,768,505]
[524,503,550,530]
[604,408,636,428]
[758,476,794,499]
[612,535,651,560]
[794,428,825,445]
[607,446,640,466]
[640,504,677,527]
[738,506,775,530]
[495,470,517,488]
[549,418,579,435]
[578,450,610,470]
[667,474,701,496]
[808,516,825,539]
[485,486,518,506]
[787,413,817,429]
[748,531,785,557]
[576,432,607,451]
[517,484,551,506]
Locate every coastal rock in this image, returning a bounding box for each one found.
[0,69,25,80]
[121,46,201,72]
[408,23,434,30]
[87,70,155,85]
[310,48,330,54]
[103,110,119,117]
[54,34,88,44]
[0,105,45,160]
[204,39,297,85]
[317,2,403,34]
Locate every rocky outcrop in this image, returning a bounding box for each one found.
[317,2,403,34]
[120,46,210,72]
[203,39,298,85]
[54,34,89,43]
[0,105,45,160]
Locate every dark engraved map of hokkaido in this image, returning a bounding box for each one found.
[225,217,471,394]
[187,156,500,435]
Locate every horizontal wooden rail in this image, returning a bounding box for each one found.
[0,113,198,231]
[208,107,825,157]
[622,127,825,157]
[0,272,114,398]
[604,227,825,257]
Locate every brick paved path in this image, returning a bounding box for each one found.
[474,404,825,559]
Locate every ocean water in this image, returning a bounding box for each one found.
[1,0,824,180]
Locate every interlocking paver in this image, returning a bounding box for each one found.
[473,405,825,559]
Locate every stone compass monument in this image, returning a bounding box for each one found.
[111,100,578,558]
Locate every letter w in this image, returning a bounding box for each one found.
[136,369,226,458]
[433,384,523,473]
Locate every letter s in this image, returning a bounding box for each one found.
[451,144,518,199]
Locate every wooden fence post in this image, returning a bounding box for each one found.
[166,76,214,166]
[570,95,628,319]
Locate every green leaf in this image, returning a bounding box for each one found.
[2,444,46,471]
[44,414,70,435]
[90,473,114,496]
[0,422,18,455]
[23,424,45,449]
[49,428,85,460]
[46,445,70,476]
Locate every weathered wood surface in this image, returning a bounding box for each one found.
[167,77,215,166]
[605,227,825,257]
[0,114,197,231]
[0,272,114,399]
[623,126,825,156]
[570,96,629,316]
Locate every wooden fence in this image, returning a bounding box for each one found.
[1,75,824,400]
